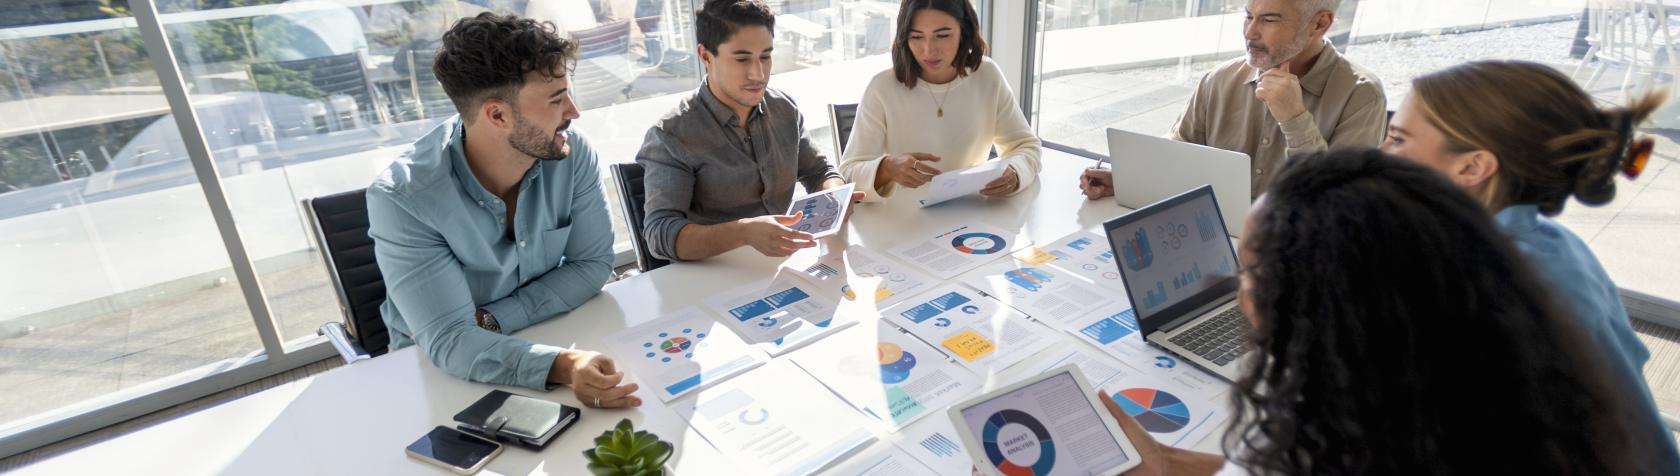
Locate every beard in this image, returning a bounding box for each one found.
[1246,26,1313,69]
[508,114,571,161]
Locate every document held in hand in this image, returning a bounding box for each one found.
[919,160,1008,207]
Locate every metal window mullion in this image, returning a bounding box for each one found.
[1020,0,1041,127]
[129,0,286,357]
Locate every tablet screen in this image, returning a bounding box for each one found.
[957,372,1131,475]
[785,183,852,237]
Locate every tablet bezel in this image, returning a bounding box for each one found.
[945,363,1145,476]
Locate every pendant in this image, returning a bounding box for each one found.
[937,108,944,118]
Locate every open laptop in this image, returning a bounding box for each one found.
[1104,185,1250,383]
[1106,128,1251,237]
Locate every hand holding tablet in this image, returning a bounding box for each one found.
[948,364,1145,476]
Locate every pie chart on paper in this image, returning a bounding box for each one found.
[1115,388,1193,433]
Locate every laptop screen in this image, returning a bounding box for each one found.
[1104,185,1240,329]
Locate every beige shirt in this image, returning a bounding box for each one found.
[1170,41,1387,197]
[839,57,1043,202]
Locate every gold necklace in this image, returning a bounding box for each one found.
[927,85,950,118]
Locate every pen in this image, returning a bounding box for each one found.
[1082,155,1110,190]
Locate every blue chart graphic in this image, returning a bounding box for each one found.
[1196,209,1219,242]
[641,328,707,364]
[1171,263,1202,290]
[878,342,918,384]
[1066,237,1094,251]
[1080,309,1139,345]
[1121,228,1154,271]
[727,287,812,322]
[900,292,973,323]
[1144,281,1168,310]
[1154,356,1177,369]
[952,232,1008,255]
[1004,267,1054,292]
[982,409,1056,475]
[1116,388,1193,433]
[1218,255,1233,275]
[738,408,769,425]
[1096,249,1115,264]
[790,194,841,232]
[920,433,963,458]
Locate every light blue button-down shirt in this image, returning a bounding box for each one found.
[1496,204,1679,471]
[367,117,614,390]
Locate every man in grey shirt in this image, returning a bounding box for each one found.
[636,0,855,261]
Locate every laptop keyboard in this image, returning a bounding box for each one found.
[1167,308,1251,366]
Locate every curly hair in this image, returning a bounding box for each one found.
[1227,148,1642,474]
[432,13,577,123]
[1410,60,1666,215]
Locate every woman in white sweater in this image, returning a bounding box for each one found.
[838,0,1042,202]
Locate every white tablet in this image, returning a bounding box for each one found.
[785,183,854,238]
[948,364,1144,476]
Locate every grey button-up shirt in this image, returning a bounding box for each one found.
[636,84,840,261]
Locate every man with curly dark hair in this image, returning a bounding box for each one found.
[366,13,639,408]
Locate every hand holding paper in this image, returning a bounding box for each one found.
[920,160,1008,207]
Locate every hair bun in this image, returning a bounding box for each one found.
[1570,111,1633,207]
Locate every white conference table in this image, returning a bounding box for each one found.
[19,150,1226,475]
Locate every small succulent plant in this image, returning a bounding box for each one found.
[583,418,673,476]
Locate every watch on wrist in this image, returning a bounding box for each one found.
[474,308,502,333]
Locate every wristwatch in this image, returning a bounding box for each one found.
[474,308,502,333]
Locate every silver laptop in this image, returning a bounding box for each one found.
[1106,128,1251,237]
[1104,185,1250,383]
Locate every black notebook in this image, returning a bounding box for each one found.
[453,390,580,449]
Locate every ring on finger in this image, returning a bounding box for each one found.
[594,397,601,407]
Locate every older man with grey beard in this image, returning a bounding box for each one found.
[1080,0,1387,200]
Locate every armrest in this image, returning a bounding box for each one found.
[317,321,371,364]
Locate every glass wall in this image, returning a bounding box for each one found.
[0,5,263,435]
[1029,0,1680,414]
[0,0,935,453]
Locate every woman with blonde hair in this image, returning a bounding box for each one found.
[1381,60,1678,472]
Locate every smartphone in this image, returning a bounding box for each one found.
[405,426,503,474]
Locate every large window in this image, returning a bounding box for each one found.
[1028,0,1679,411]
[0,0,930,458]
[0,4,267,439]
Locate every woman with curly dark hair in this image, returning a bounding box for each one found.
[1100,149,1648,475]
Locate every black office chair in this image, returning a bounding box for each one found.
[829,103,859,155]
[610,163,670,273]
[304,188,389,363]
